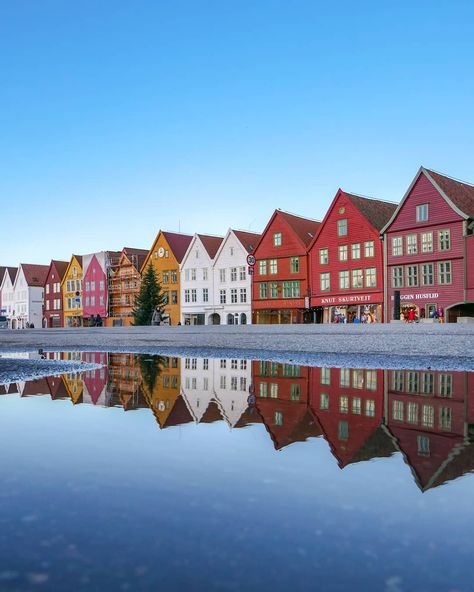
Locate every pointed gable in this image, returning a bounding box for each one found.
[162,231,194,263]
[197,234,224,259]
[7,267,17,284]
[345,193,398,231]
[121,247,148,271]
[278,211,321,247]
[233,230,261,253]
[48,260,69,283]
[425,168,474,219]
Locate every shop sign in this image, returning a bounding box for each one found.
[320,294,376,305]
[391,292,439,301]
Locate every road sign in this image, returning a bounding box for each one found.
[75,297,81,304]
[246,254,256,266]
[248,267,254,275]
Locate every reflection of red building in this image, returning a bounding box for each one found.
[309,367,391,467]
[252,210,321,324]
[82,352,109,405]
[46,375,69,400]
[252,361,320,449]
[43,260,68,328]
[308,190,396,323]
[385,369,474,491]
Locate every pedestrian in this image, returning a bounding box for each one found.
[437,306,444,323]
[408,308,416,323]
[90,315,96,327]
[95,314,103,327]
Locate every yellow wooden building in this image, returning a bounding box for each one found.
[141,231,193,326]
[61,255,83,327]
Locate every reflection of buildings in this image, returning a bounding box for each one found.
[139,356,183,427]
[253,361,320,449]
[309,367,393,467]
[108,353,148,410]
[385,369,474,491]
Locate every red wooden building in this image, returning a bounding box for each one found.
[308,190,397,323]
[382,167,474,322]
[43,259,69,328]
[252,210,321,324]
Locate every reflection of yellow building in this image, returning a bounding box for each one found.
[139,356,181,427]
[141,231,193,326]
[62,255,83,327]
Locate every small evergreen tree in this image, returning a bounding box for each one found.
[132,264,167,325]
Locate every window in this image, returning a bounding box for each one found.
[290,384,300,401]
[240,377,247,391]
[416,203,429,222]
[282,364,300,377]
[392,236,403,256]
[163,291,169,305]
[338,421,349,440]
[366,370,377,391]
[203,358,209,370]
[340,396,349,413]
[259,383,268,397]
[162,271,169,284]
[351,243,361,259]
[290,257,300,273]
[46,284,50,294]
[269,282,278,298]
[421,263,434,286]
[191,269,197,281]
[407,371,419,393]
[406,265,418,287]
[339,245,348,261]
[365,267,376,288]
[422,404,434,428]
[230,267,237,281]
[339,368,350,387]
[339,270,349,289]
[440,407,452,430]
[352,397,361,415]
[365,399,375,417]
[273,232,282,246]
[338,219,348,236]
[90,296,95,306]
[90,281,95,291]
[364,241,375,258]
[202,288,208,302]
[191,289,197,302]
[191,358,197,370]
[407,234,418,255]
[202,268,208,281]
[220,359,227,369]
[274,411,283,426]
[417,435,430,456]
[231,288,238,303]
[282,281,300,298]
[171,291,178,304]
[439,230,451,251]
[259,283,267,299]
[392,266,403,288]
[320,367,331,385]
[269,259,278,274]
[239,266,246,280]
[319,249,328,265]
[320,273,330,291]
[320,393,329,410]
[270,383,278,398]
[231,377,238,391]
[258,260,267,275]
[85,281,90,292]
[407,402,419,424]
[352,369,364,389]
[393,400,404,421]
[219,269,226,283]
[229,247,234,256]
[421,232,433,253]
[421,372,434,394]
[220,375,226,389]
[240,288,247,303]
[352,269,363,289]
[438,374,452,397]
[220,290,226,304]
[438,261,452,284]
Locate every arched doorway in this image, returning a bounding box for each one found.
[240,313,247,325]
[227,313,234,325]
[445,302,474,323]
[209,313,221,325]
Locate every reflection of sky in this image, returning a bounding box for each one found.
[0,394,474,591]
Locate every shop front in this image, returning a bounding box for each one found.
[312,293,384,324]
[253,308,305,324]
[388,290,448,322]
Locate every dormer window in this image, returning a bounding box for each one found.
[338,219,348,236]
[416,204,429,222]
[273,232,282,246]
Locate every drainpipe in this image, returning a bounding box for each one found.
[382,233,388,322]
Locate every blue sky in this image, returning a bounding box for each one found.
[1,0,473,265]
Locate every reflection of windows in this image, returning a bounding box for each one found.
[259,361,267,376]
[417,435,430,456]
[282,364,301,377]
[422,404,434,428]
[392,371,404,392]
[407,371,419,393]
[220,359,226,369]
[438,374,452,397]
[440,407,452,430]
[231,377,238,391]
[185,358,190,369]
[259,382,268,397]
[203,359,209,370]
[338,420,349,440]
[393,400,404,421]
[290,384,300,401]
[421,372,434,395]
[274,411,283,426]
[191,358,197,370]
[320,368,331,385]
[352,397,361,414]
[365,399,375,417]
[407,402,419,424]
[320,393,329,410]
[339,368,350,387]
[231,359,238,369]
[352,369,364,389]
[366,370,377,391]
[269,363,279,376]
[270,383,279,399]
[240,377,247,391]
[340,396,349,413]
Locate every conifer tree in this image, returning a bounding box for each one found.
[132,264,166,325]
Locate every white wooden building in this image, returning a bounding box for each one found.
[0,267,18,325]
[10,264,49,329]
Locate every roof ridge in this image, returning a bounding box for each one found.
[277,209,321,223]
[344,191,398,205]
[425,167,474,189]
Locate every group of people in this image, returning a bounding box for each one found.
[89,314,103,327]
[402,306,444,323]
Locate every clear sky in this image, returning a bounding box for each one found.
[1,0,473,266]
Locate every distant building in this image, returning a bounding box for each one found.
[61,255,83,328]
[108,247,148,326]
[252,210,320,324]
[11,264,49,329]
[0,267,18,325]
[82,251,121,325]
[43,260,68,328]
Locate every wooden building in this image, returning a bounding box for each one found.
[252,210,321,324]
[309,190,397,323]
[43,259,68,328]
[62,255,83,328]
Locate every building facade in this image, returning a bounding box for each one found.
[43,260,68,328]
[252,210,320,324]
[11,264,49,329]
[108,247,148,326]
[82,251,120,325]
[62,255,83,327]
[210,229,260,325]
[0,267,18,325]
[180,234,223,325]
[382,167,474,322]
[309,190,397,323]
[141,231,193,326]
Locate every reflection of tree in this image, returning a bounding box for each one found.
[137,355,166,394]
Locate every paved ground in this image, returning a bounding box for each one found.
[0,323,473,372]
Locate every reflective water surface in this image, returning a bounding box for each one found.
[1,353,474,591]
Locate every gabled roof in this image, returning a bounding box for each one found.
[197,234,224,259]
[162,231,194,263]
[49,260,69,282]
[73,255,83,266]
[233,230,261,253]
[121,247,148,271]
[381,166,474,234]
[20,264,49,287]
[253,209,321,254]
[0,266,18,288]
[345,193,398,231]
[425,168,474,219]
[6,267,17,283]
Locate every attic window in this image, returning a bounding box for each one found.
[273,232,282,246]
[416,204,429,222]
